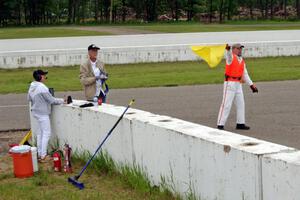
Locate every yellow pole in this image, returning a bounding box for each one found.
[19,130,32,145]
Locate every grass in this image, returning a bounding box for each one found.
[0,27,112,39]
[125,21,300,33]
[76,151,181,199]
[0,56,299,94]
[0,151,180,200]
[1,21,300,39]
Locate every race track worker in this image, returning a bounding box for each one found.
[217,43,258,130]
[79,44,108,101]
[28,70,64,162]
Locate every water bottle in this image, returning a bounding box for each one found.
[31,147,38,172]
[93,96,98,106]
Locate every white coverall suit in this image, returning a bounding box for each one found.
[28,81,64,158]
[217,50,253,127]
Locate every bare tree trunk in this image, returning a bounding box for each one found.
[175,0,179,21]
[68,0,73,23]
[145,0,157,22]
[0,1,2,27]
[104,0,110,22]
[100,0,103,22]
[168,0,174,19]
[95,0,99,21]
[284,0,287,19]
[265,0,269,19]
[259,0,265,19]
[110,0,113,23]
[250,2,253,19]
[187,0,193,21]
[73,0,78,23]
[209,0,213,23]
[219,0,224,23]
[42,5,46,24]
[18,0,22,25]
[81,1,87,23]
[113,4,117,22]
[24,1,28,25]
[297,0,300,19]
[227,0,232,20]
[270,0,274,19]
[122,0,126,22]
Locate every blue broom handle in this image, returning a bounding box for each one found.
[77,99,135,178]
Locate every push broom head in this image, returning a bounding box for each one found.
[68,176,84,190]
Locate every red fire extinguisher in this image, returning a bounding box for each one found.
[63,144,72,173]
[53,151,62,172]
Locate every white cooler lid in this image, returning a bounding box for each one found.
[10,145,31,153]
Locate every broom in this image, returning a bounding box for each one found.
[68,99,135,189]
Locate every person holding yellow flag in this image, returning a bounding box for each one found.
[217,44,258,130]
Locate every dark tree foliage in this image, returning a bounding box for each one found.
[0,0,299,26]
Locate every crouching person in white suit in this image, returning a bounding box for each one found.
[28,69,64,162]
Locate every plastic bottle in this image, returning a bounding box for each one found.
[93,96,98,106]
[30,147,38,172]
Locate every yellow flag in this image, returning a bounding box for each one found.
[191,44,226,68]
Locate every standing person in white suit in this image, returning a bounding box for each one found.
[28,69,64,162]
[217,44,258,130]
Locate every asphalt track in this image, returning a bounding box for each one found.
[0,80,299,149]
[1,30,300,53]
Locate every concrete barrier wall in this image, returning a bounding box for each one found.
[30,100,299,200]
[2,41,300,68]
[262,151,300,200]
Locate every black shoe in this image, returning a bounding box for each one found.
[217,125,224,130]
[236,124,250,130]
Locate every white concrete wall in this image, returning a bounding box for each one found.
[30,100,300,200]
[262,151,300,200]
[2,41,300,68]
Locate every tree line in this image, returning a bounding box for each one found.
[0,0,299,26]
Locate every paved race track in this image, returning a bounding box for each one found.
[0,80,299,149]
[1,30,300,52]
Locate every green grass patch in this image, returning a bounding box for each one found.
[1,21,300,39]
[0,152,180,200]
[72,151,181,199]
[0,27,112,39]
[0,56,299,94]
[125,21,300,33]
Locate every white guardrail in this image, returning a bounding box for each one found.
[30,101,300,200]
[2,40,300,68]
